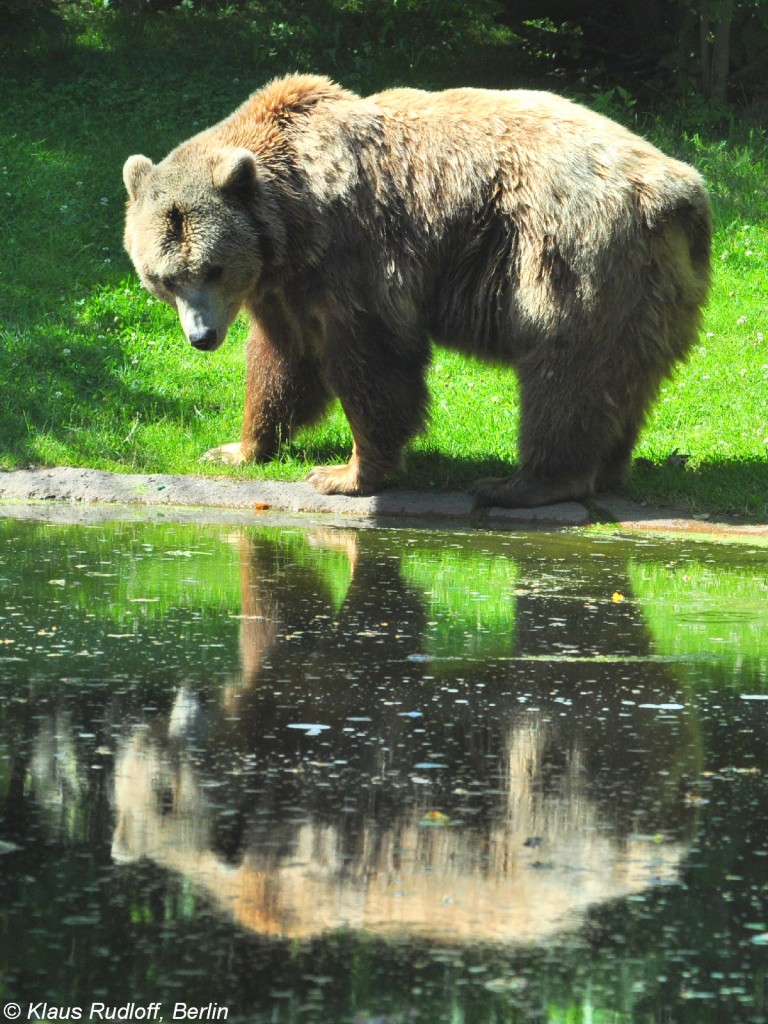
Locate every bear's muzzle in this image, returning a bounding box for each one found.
[176,288,230,352]
[188,327,221,351]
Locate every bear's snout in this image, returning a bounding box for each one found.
[189,327,220,351]
[175,290,229,352]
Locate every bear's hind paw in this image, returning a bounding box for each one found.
[472,475,591,509]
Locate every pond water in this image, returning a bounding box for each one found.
[1,509,767,1024]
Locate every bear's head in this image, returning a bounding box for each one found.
[123,147,271,352]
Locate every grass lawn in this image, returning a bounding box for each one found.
[1,4,766,518]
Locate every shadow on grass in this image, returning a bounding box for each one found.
[403,452,768,521]
[402,450,515,491]
[623,460,768,522]
[275,445,768,521]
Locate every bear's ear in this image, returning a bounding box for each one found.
[123,154,154,201]
[214,148,259,195]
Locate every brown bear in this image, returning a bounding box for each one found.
[123,74,711,507]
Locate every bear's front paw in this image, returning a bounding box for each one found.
[307,464,371,496]
[200,442,247,466]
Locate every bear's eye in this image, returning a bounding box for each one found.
[167,205,184,236]
[161,276,177,292]
[205,265,224,283]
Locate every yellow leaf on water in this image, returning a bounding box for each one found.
[420,810,450,827]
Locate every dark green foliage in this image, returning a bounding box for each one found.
[0,0,67,51]
[495,0,768,104]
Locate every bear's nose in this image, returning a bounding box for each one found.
[189,328,219,351]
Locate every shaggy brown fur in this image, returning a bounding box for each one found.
[123,74,711,506]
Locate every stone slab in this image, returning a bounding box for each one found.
[0,468,764,538]
[593,495,768,541]
[0,467,588,528]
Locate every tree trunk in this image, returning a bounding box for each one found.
[700,0,733,102]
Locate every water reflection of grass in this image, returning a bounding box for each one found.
[0,518,242,617]
[630,558,768,683]
[401,547,517,659]
[2,518,515,645]
[4,518,767,683]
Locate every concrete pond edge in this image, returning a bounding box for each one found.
[0,466,766,540]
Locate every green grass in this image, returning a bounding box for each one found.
[1,4,766,518]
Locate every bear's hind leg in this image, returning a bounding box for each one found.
[473,353,623,508]
[203,322,332,466]
[594,417,643,493]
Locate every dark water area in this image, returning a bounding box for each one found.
[0,510,767,1024]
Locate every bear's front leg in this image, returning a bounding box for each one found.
[203,322,332,466]
[306,321,431,497]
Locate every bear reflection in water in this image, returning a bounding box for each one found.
[111,529,700,944]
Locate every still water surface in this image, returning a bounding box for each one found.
[1,512,767,1023]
